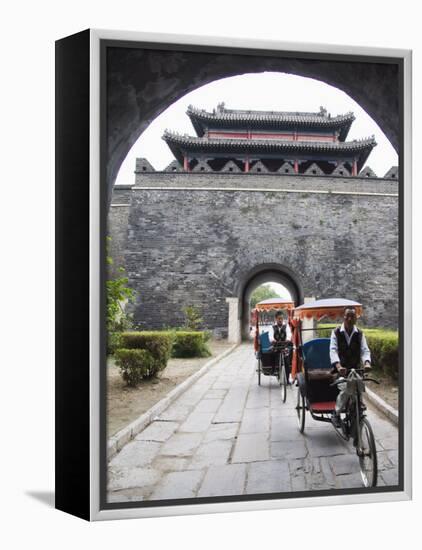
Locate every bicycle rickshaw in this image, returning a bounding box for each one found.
[290,298,379,487]
[253,298,294,402]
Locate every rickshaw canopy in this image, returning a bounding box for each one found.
[254,298,295,312]
[293,298,363,321]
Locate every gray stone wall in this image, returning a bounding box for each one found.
[107,186,132,278]
[108,173,399,331]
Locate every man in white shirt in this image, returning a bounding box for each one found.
[329,307,371,426]
[263,310,292,378]
[266,311,292,344]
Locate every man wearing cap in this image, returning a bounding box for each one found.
[330,307,372,427]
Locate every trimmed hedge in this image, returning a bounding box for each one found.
[171,331,211,358]
[107,331,122,356]
[365,331,399,381]
[119,331,174,371]
[317,324,399,380]
[114,330,212,385]
[114,349,157,386]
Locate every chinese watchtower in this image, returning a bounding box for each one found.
[162,102,376,176]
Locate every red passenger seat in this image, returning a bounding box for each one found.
[309,401,336,412]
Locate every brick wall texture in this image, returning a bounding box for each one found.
[108,172,399,331]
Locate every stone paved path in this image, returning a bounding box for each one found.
[107,344,399,503]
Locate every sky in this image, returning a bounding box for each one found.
[267,283,292,300]
[115,71,398,185]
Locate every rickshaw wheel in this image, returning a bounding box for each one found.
[296,387,306,433]
[358,417,378,487]
[280,364,287,403]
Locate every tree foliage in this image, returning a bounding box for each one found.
[183,305,203,331]
[249,284,282,309]
[106,236,135,332]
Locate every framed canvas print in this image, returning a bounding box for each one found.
[55,29,412,521]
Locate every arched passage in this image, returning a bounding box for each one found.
[239,263,303,340]
[106,45,399,204]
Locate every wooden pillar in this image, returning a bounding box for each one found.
[294,160,299,174]
[245,156,250,173]
[183,155,189,172]
[352,159,358,176]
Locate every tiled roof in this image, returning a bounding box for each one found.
[163,130,376,154]
[187,104,355,140]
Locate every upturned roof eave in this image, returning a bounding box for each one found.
[163,133,376,154]
[186,106,356,136]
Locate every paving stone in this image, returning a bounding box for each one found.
[290,472,307,492]
[319,456,336,486]
[150,470,204,500]
[213,407,244,423]
[107,490,144,503]
[203,422,239,442]
[187,439,233,469]
[377,450,395,471]
[239,407,270,434]
[198,464,247,497]
[135,421,179,442]
[231,433,270,463]
[245,388,270,409]
[194,399,223,413]
[108,466,160,491]
[380,468,399,487]
[179,411,215,432]
[109,440,162,469]
[387,449,399,466]
[160,433,203,457]
[212,379,237,390]
[152,456,190,472]
[329,454,359,476]
[304,428,351,458]
[206,389,227,399]
[270,416,301,441]
[336,473,364,489]
[246,460,291,494]
[270,404,298,418]
[177,389,209,407]
[271,439,308,460]
[158,404,191,421]
[377,435,399,451]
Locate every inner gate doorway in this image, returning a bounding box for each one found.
[239,264,303,341]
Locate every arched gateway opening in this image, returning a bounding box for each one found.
[106,45,399,204]
[106,45,400,335]
[239,264,303,341]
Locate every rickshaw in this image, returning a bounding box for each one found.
[253,298,294,402]
[290,298,380,487]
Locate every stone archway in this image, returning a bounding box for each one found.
[237,263,304,341]
[106,44,399,204]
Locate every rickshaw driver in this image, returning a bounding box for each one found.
[266,310,293,379]
[329,307,372,427]
[267,310,292,345]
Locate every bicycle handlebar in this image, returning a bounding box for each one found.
[330,375,380,386]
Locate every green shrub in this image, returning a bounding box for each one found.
[120,331,174,372]
[366,332,399,380]
[172,331,211,358]
[183,305,203,331]
[114,349,157,386]
[317,324,399,380]
[107,331,122,356]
